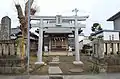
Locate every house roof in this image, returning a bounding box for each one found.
[11,27,38,39]
[91,30,120,36]
[107,11,120,21]
[11,27,21,35]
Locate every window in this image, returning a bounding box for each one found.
[109,35,111,40]
[112,34,114,40]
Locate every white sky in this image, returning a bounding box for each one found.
[0,0,120,35]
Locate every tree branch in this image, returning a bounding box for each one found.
[15,4,24,19]
[15,4,25,30]
[25,0,34,16]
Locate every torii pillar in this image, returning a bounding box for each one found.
[35,19,44,65]
[72,8,83,65]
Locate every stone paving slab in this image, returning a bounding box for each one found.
[49,62,60,65]
[29,75,49,79]
[49,66,63,74]
[69,68,84,73]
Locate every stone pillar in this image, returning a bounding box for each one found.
[16,38,22,57]
[99,42,104,58]
[73,16,83,65]
[35,19,44,65]
[2,44,5,55]
[116,43,118,52]
[107,44,110,54]
[6,44,9,55]
[10,44,15,55]
[113,43,117,54]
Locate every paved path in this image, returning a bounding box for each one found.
[48,56,63,75]
[1,73,120,79]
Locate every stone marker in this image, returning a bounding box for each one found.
[0,16,11,40]
[2,44,6,55]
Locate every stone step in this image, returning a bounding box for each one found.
[44,52,74,56]
[48,66,63,75]
[49,62,60,65]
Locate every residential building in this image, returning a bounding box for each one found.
[91,30,120,58]
[11,27,38,52]
[107,11,120,30]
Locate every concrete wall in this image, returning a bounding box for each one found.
[114,17,120,30]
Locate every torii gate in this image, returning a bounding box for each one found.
[30,13,89,65]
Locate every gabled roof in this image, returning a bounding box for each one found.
[11,27,21,35]
[107,11,120,21]
[11,27,38,40]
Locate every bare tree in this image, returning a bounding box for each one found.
[15,0,36,59]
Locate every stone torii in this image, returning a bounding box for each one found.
[30,10,89,65]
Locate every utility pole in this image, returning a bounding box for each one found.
[27,0,31,75]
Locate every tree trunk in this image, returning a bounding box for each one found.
[15,0,35,59]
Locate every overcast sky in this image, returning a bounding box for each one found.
[0,0,120,35]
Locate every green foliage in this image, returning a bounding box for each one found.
[89,36,94,41]
[91,23,102,32]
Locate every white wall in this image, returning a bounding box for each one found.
[114,17,120,30]
[103,31,119,40]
